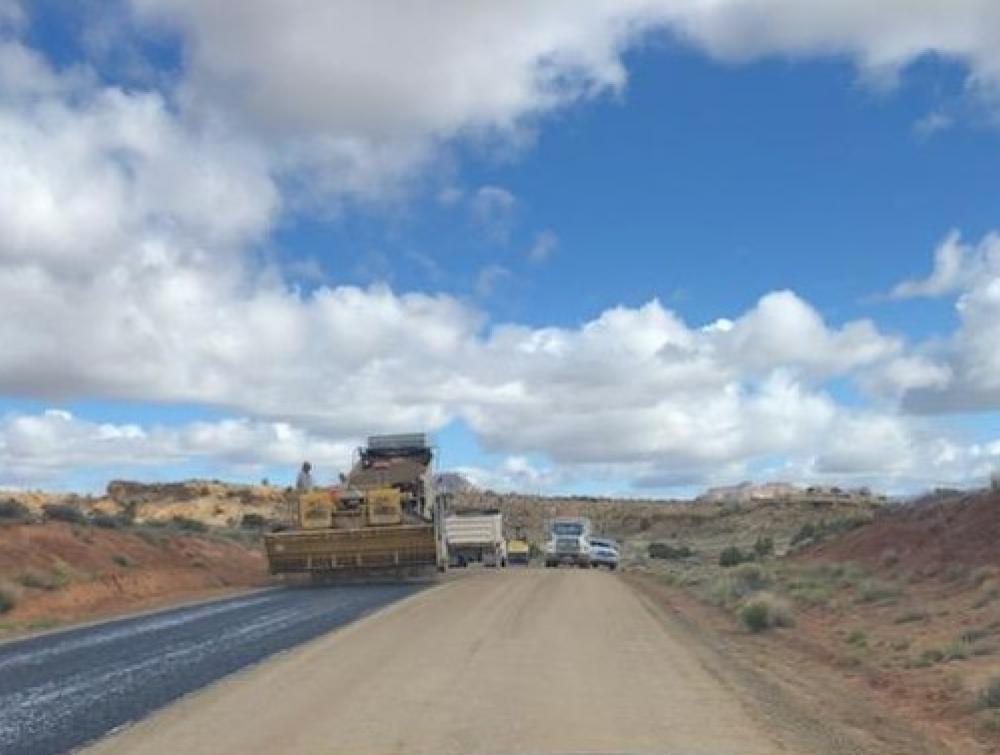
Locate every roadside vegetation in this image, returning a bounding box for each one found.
[0,491,271,637]
[634,488,1000,752]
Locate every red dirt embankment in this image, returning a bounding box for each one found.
[0,522,268,632]
[809,490,1000,573]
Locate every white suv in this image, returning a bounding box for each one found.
[588,537,620,570]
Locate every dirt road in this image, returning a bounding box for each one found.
[86,569,907,755]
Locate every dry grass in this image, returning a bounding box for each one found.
[0,580,22,614]
[740,593,793,633]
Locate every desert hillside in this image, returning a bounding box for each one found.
[0,494,268,637]
[640,487,1000,751]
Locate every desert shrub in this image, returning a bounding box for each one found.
[0,580,21,614]
[719,545,752,567]
[740,593,793,633]
[648,542,693,560]
[753,535,774,558]
[961,626,992,644]
[972,566,1000,587]
[919,648,944,666]
[790,522,816,546]
[240,513,267,529]
[92,513,124,529]
[980,677,1000,709]
[135,527,168,545]
[894,608,929,624]
[731,563,770,590]
[712,564,771,606]
[0,499,31,521]
[111,554,133,568]
[943,641,970,662]
[42,504,87,525]
[790,517,870,548]
[18,567,66,590]
[856,578,901,604]
[979,710,1000,735]
[846,629,867,647]
[171,516,207,533]
[787,583,834,607]
[879,548,900,568]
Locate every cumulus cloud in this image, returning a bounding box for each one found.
[0,409,355,485]
[4,4,1000,490]
[888,232,1000,413]
[891,230,998,299]
[811,413,1000,488]
[708,291,900,376]
[110,1,1000,205]
[455,456,568,494]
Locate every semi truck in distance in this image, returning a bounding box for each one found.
[264,433,448,579]
[544,516,592,568]
[445,509,507,567]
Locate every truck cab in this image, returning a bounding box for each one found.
[544,517,592,568]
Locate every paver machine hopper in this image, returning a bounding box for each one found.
[264,433,448,578]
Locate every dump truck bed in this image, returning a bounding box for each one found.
[264,523,438,573]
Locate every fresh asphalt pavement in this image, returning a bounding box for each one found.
[0,582,424,755]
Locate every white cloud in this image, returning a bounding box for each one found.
[0,409,355,485]
[710,290,900,376]
[891,230,998,299]
[861,355,952,399]
[527,230,559,263]
[880,231,1000,413]
[455,456,567,494]
[122,0,1000,190]
[4,5,1000,491]
[0,0,22,30]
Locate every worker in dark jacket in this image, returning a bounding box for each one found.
[295,461,314,492]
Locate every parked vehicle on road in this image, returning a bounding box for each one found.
[588,537,620,570]
[507,526,531,565]
[544,517,592,567]
[446,509,507,567]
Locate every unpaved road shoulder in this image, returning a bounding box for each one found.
[85,569,924,755]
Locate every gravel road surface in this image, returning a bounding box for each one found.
[84,569,846,755]
[0,583,423,755]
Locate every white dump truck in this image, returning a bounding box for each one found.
[544,516,592,568]
[445,510,507,567]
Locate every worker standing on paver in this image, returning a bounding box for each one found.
[296,461,314,492]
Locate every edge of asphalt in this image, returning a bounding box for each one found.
[77,573,470,749]
[0,585,284,648]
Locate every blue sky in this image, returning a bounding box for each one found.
[3,1,1000,495]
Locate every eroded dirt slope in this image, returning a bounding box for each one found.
[0,522,267,634]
